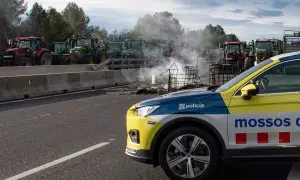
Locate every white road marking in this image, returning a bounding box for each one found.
[40,113,51,117]
[287,163,300,180]
[5,142,110,180]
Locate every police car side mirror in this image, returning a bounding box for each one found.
[241,83,258,100]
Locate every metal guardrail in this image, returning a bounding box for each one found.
[90,58,162,71]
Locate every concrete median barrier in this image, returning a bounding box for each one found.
[5,75,49,101]
[46,73,69,93]
[67,73,81,92]
[0,77,9,101]
[79,72,95,89]
[0,65,95,77]
[113,71,125,85]
[0,69,141,101]
[85,71,109,89]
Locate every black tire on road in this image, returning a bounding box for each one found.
[40,52,53,65]
[159,126,219,180]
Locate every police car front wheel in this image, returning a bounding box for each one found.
[158,126,219,180]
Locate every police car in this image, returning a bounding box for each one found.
[125,51,300,180]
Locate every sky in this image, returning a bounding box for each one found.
[26,0,300,41]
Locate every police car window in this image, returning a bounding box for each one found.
[253,60,300,94]
[216,59,272,93]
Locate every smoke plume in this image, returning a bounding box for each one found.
[134,12,221,88]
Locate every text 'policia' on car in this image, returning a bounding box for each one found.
[125,51,300,180]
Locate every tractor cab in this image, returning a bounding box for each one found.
[107,42,123,58]
[51,42,70,65]
[51,42,70,54]
[15,37,44,51]
[268,39,283,56]
[223,41,242,64]
[121,39,146,58]
[68,37,100,64]
[255,39,273,64]
[69,37,98,54]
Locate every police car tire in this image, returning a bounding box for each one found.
[158,126,219,180]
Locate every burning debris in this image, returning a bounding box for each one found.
[135,87,167,95]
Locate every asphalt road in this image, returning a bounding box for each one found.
[0,92,298,180]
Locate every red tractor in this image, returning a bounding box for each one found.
[3,36,52,66]
[221,41,245,72]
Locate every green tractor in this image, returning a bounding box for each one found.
[254,39,273,65]
[121,39,146,58]
[107,42,123,58]
[68,37,101,64]
[51,42,70,65]
[244,39,282,69]
[268,38,283,56]
[120,39,171,59]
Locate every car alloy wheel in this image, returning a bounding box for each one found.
[166,134,211,179]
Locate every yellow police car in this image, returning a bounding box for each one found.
[126,51,300,180]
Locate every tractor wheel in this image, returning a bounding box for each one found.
[68,52,81,64]
[40,52,53,65]
[244,57,254,70]
[22,57,32,66]
[236,58,244,72]
[0,56,4,67]
[16,56,31,66]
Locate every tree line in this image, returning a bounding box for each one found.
[0,0,239,50]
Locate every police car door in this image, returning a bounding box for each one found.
[228,59,300,149]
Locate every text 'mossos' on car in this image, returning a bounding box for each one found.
[126,51,300,180]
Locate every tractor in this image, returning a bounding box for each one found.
[252,39,275,66]
[221,41,244,71]
[67,37,103,64]
[209,41,245,86]
[3,36,52,66]
[268,38,283,55]
[107,42,123,58]
[121,39,146,58]
[51,42,70,65]
[244,40,272,69]
[244,39,282,69]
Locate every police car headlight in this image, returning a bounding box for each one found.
[135,106,159,117]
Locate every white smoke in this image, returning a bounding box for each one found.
[136,31,220,88]
[127,12,223,89]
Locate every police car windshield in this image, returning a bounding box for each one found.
[215,59,273,92]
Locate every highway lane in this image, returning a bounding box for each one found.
[0,92,295,180]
